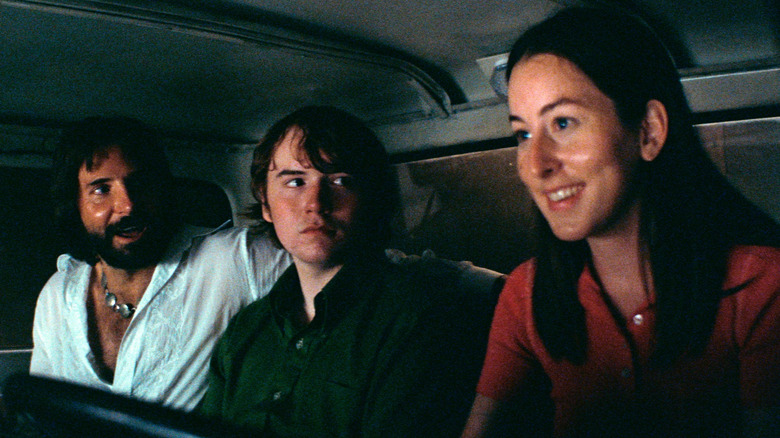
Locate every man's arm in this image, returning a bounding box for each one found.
[29,278,62,376]
[384,248,504,301]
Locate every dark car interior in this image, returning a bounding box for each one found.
[1,0,778,435]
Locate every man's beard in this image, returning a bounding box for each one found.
[87,214,177,271]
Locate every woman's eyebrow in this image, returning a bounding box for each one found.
[509,97,584,123]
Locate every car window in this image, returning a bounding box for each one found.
[0,167,62,350]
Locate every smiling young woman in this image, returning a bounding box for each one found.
[462,7,780,437]
[508,53,658,246]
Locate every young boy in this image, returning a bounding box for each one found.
[198,106,496,437]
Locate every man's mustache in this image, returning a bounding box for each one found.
[105,215,150,237]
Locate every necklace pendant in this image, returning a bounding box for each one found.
[105,292,117,308]
[101,272,135,319]
[116,303,135,319]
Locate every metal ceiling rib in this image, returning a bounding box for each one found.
[4,0,453,118]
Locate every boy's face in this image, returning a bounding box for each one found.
[261,128,362,270]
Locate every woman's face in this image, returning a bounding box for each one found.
[508,54,643,242]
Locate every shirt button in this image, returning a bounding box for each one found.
[620,368,632,378]
[632,314,644,326]
[295,339,305,350]
[272,391,283,401]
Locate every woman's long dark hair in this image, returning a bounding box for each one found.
[507,7,780,365]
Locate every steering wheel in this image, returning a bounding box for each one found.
[1,373,252,438]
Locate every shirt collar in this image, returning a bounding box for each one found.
[269,251,386,334]
[270,266,304,326]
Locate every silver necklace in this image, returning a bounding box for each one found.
[101,271,136,319]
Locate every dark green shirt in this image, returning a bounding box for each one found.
[199,252,495,437]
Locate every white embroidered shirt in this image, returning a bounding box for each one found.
[29,225,292,411]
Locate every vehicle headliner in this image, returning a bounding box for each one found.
[1,0,779,153]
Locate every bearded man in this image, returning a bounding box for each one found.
[30,116,291,410]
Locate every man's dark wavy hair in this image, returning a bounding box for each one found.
[506,7,780,366]
[248,106,399,251]
[51,116,175,265]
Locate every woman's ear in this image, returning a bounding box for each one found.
[639,99,668,162]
